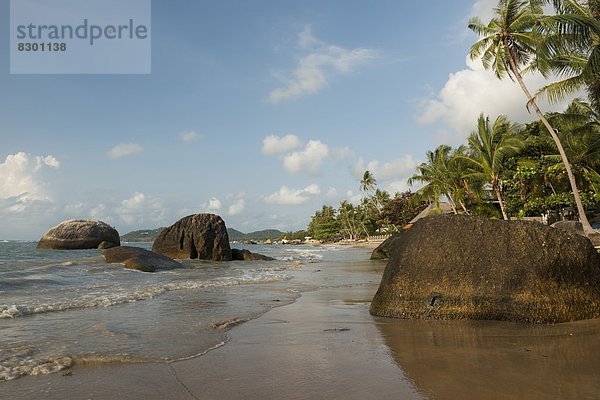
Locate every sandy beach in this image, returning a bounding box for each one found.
[2,250,600,400]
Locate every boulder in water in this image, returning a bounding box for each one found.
[102,246,182,272]
[152,214,231,260]
[37,220,120,250]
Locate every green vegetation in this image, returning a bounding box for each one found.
[227,228,286,241]
[469,0,600,232]
[305,1,600,237]
[121,228,165,242]
[306,184,426,242]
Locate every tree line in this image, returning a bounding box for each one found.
[301,0,600,241]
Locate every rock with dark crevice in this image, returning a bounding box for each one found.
[370,215,600,323]
[152,214,231,260]
[37,220,120,250]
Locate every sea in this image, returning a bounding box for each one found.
[0,241,376,381]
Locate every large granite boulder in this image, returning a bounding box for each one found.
[152,214,231,260]
[37,220,120,250]
[231,248,275,261]
[370,215,600,323]
[102,246,182,272]
[551,220,584,234]
[371,234,403,260]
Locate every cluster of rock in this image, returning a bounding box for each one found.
[370,215,600,323]
[37,214,274,272]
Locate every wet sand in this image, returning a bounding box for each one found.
[3,260,600,399]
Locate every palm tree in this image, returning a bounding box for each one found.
[338,200,359,240]
[409,145,463,214]
[469,0,594,233]
[360,170,377,194]
[547,99,600,191]
[536,0,600,112]
[459,114,525,220]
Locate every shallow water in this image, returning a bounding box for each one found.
[377,317,600,399]
[0,241,363,381]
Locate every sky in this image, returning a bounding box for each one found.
[0,0,577,239]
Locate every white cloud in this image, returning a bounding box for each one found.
[352,155,419,181]
[263,184,321,205]
[261,134,301,155]
[345,190,363,205]
[283,140,329,175]
[89,203,109,222]
[326,187,339,199]
[385,180,412,195]
[107,143,143,159]
[330,147,354,161]
[115,192,166,226]
[419,59,579,141]
[268,26,379,104]
[262,135,354,176]
[202,197,222,213]
[180,131,202,142]
[469,0,497,25]
[34,155,60,171]
[228,198,245,216]
[0,152,59,206]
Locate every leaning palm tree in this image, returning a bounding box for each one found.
[469,0,594,232]
[536,0,600,112]
[459,114,525,220]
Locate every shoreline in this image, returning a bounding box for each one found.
[3,251,600,399]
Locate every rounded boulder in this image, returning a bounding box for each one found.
[37,220,120,250]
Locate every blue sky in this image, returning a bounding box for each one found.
[0,0,574,239]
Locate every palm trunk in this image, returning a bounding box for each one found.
[507,55,594,233]
[493,183,509,220]
[448,198,458,215]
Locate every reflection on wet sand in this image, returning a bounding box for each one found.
[376,318,600,400]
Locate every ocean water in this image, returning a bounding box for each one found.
[0,241,374,381]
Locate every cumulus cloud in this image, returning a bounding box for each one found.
[268,26,379,104]
[469,0,498,25]
[326,187,339,199]
[282,140,329,175]
[202,197,222,213]
[179,131,202,142]
[417,56,579,138]
[261,134,301,155]
[384,180,412,195]
[228,198,245,216]
[421,0,575,142]
[0,152,59,207]
[262,135,355,175]
[345,190,363,205]
[263,184,321,205]
[115,192,167,226]
[107,143,143,159]
[34,155,60,171]
[352,155,419,181]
